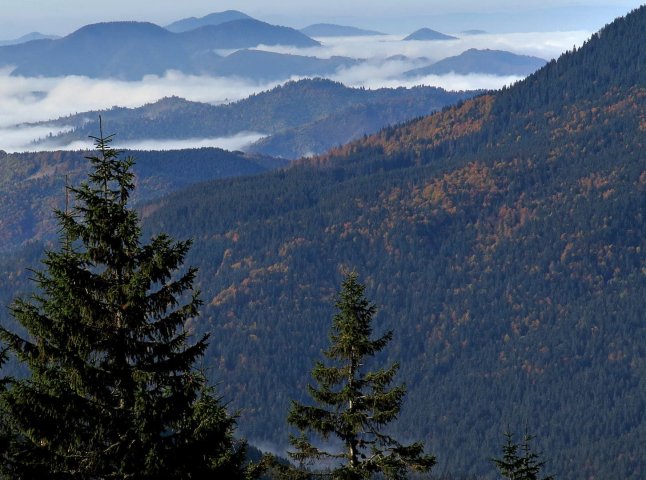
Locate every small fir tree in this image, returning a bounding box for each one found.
[287,272,435,479]
[491,430,554,480]
[0,128,248,478]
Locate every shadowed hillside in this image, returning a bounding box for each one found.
[0,148,286,251]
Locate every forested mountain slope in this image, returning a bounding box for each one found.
[0,148,285,251]
[1,7,644,479]
[133,8,645,478]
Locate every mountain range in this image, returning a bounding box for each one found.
[0,12,548,82]
[0,6,643,479]
[1,79,474,250]
[27,79,476,159]
[0,19,319,79]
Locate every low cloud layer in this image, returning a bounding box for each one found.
[0,68,281,128]
[257,30,590,63]
[0,125,74,153]
[336,70,523,91]
[1,129,266,154]
[0,30,590,152]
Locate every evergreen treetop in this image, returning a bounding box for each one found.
[287,272,435,479]
[491,430,554,480]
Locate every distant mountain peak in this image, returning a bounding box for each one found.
[404,48,546,77]
[165,10,254,33]
[178,19,321,48]
[67,21,171,39]
[0,32,60,47]
[403,28,457,41]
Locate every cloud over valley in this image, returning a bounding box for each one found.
[0,30,590,152]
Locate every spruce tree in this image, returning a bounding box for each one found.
[287,272,435,479]
[0,128,247,479]
[491,430,554,480]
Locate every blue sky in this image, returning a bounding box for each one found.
[2,0,642,38]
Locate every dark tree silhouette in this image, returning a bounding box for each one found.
[0,127,248,478]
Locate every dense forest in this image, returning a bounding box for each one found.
[0,148,286,251]
[0,6,644,479]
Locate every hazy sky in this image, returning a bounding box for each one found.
[2,0,642,38]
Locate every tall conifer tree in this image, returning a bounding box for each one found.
[0,128,247,478]
[287,272,435,479]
